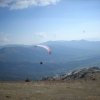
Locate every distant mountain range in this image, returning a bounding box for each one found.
[0,39,100,62]
[0,40,100,81]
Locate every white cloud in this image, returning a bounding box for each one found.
[0,32,11,42]
[0,0,60,10]
[35,32,47,37]
[0,0,13,7]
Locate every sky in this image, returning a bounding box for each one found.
[0,0,100,45]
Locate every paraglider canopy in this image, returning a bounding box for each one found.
[32,45,51,54]
[32,45,51,64]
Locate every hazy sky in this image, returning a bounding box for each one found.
[0,0,100,45]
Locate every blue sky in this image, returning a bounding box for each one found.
[0,0,100,45]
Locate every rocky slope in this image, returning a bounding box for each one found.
[42,67,100,81]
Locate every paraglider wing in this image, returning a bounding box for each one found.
[32,45,51,54]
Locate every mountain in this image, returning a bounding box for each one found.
[62,67,100,80]
[0,40,100,62]
[42,67,100,81]
[0,40,100,81]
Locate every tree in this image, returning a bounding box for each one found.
[25,78,30,82]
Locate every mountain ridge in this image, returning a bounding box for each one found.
[0,40,100,81]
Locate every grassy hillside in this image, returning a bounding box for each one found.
[0,67,100,100]
[0,80,100,100]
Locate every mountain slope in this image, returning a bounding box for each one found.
[0,40,100,62]
[0,40,100,81]
[42,67,100,81]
